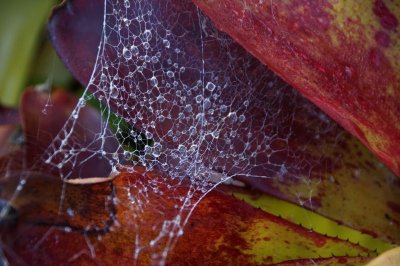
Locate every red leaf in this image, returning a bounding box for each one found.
[0,87,118,179]
[0,167,372,265]
[191,0,400,177]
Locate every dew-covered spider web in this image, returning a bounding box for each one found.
[1,0,348,264]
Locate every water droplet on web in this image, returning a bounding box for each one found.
[143,42,150,50]
[239,114,246,123]
[157,95,165,103]
[163,39,170,48]
[142,29,152,41]
[146,131,153,139]
[124,0,130,8]
[100,73,107,82]
[178,145,187,155]
[189,126,197,135]
[151,56,159,63]
[150,76,158,87]
[203,98,211,109]
[243,100,249,107]
[212,131,219,138]
[67,208,74,217]
[123,47,132,60]
[124,151,131,160]
[110,87,119,99]
[196,113,205,125]
[220,104,228,113]
[144,145,151,154]
[131,45,139,55]
[153,143,162,157]
[184,104,192,112]
[167,71,174,78]
[78,98,86,108]
[195,95,203,103]
[205,82,216,91]
[227,111,238,122]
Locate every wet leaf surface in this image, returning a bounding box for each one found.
[0,167,374,265]
[191,0,400,177]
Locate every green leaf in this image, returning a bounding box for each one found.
[0,0,55,106]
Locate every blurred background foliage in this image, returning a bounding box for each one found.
[0,0,75,107]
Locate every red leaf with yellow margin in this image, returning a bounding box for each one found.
[0,167,374,265]
[191,0,400,177]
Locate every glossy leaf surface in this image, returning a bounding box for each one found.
[191,0,400,177]
[0,167,373,265]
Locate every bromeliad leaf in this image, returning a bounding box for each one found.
[191,0,400,177]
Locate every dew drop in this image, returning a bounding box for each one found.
[153,143,162,157]
[131,45,139,55]
[205,82,216,92]
[67,208,74,217]
[142,29,152,41]
[228,111,238,122]
[163,39,170,48]
[110,87,119,99]
[145,131,153,139]
[150,76,158,87]
[123,47,132,60]
[151,56,159,63]
[123,151,131,160]
[195,95,203,103]
[184,104,192,112]
[157,95,165,103]
[203,98,211,109]
[178,144,187,155]
[220,104,228,113]
[100,73,107,82]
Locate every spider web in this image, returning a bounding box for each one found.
[1,0,343,264]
